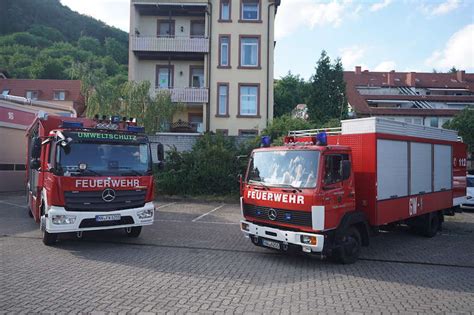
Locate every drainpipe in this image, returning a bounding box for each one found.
[206,1,212,133]
[266,2,275,127]
[168,9,172,88]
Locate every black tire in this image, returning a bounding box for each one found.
[125,226,142,238]
[332,227,362,264]
[42,230,58,246]
[422,213,440,238]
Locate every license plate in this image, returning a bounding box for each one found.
[95,214,121,222]
[262,238,281,250]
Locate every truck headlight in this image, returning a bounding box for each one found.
[300,235,317,245]
[137,209,154,219]
[52,215,76,225]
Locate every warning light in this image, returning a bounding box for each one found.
[316,131,327,146]
[261,136,271,147]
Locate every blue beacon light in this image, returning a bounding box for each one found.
[316,131,327,146]
[62,121,84,128]
[261,136,271,147]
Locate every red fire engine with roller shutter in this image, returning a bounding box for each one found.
[240,117,467,263]
[26,114,164,245]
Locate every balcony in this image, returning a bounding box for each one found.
[156,87,208,103]
[131,36,209,53]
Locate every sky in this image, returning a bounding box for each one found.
[61,0,474,80]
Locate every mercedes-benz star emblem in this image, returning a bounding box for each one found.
[268,208,277,221]
[102,188,116,202]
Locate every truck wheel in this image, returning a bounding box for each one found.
[42,230,58,246]
[332,227,361,264]
[422,213,440,238]
[125,226,142,238]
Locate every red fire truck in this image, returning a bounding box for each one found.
[240,117,467,263]
[26,113,163,245]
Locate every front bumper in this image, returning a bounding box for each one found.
[45,202,155,233]
[460,202,474,210]
[240,220,325,253]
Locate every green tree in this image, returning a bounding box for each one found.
[105,37,128,64]
[28,25,65,42]
[449,67,459,73]
[86,81,180,134]
[30,56,66,79]
[77,36,102,56]
[274,72,309,117]
[443,108,474,151]
[307,51,348,124]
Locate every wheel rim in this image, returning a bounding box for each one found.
[343,234,360,257]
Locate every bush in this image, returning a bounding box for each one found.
[156,133,254,196]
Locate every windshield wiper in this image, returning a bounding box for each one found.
[75,168,102,176]
[113,166,143,176]
[248,180,269,190]
[272,183,303,193]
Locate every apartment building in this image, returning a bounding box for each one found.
[129,0,279,136]
[344,67,474,128]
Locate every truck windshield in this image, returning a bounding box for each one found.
[57,142,151,176]
[247,150,320,188]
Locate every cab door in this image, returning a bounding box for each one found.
[321,153,355,230]
[26,130,41,220]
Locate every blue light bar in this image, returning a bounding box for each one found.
[261,136,271,147]
[315,131,327,146]
[127,125,145,133]
[62,121,84,128]
[111,115,121,124]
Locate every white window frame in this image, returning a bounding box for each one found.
[220,36,230,67]
[53,91,66,101]
[218,84,228,116]
[239,85,258,116]
[241,1,259,21]
[240,37,259,67]
[26,90,38,100]
[220,0,230,20]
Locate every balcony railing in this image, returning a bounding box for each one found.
[131,36,209,53]
[156,87,209,103]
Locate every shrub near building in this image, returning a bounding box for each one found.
[156,133,252,196]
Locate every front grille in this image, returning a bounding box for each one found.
[79,216,134,228]
[243,203,312,227]
[65,190,146,212]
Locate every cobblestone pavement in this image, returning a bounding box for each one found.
[1,194,473,314]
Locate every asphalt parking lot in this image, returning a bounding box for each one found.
[1,193,474,314]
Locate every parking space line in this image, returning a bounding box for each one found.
[192,204,225,222]
[155,202,176,210]
[154,219,238,225]
[0,200,27,208]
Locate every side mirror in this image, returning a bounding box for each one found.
[31,138,42,159]
[342,160,351,180]
[157,143,164,162]
[30,158,40,170]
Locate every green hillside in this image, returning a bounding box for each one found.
[0,0,128,83]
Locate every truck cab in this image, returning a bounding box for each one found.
[241,132,363,263]
[26,114,163,245]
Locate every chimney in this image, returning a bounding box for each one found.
[457,70,465,82]
[387,71,395,86]
[355,66,361,75]
[406,72,416,87]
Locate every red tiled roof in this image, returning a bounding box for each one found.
[344,69,474,117]
[0,79,82,102]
